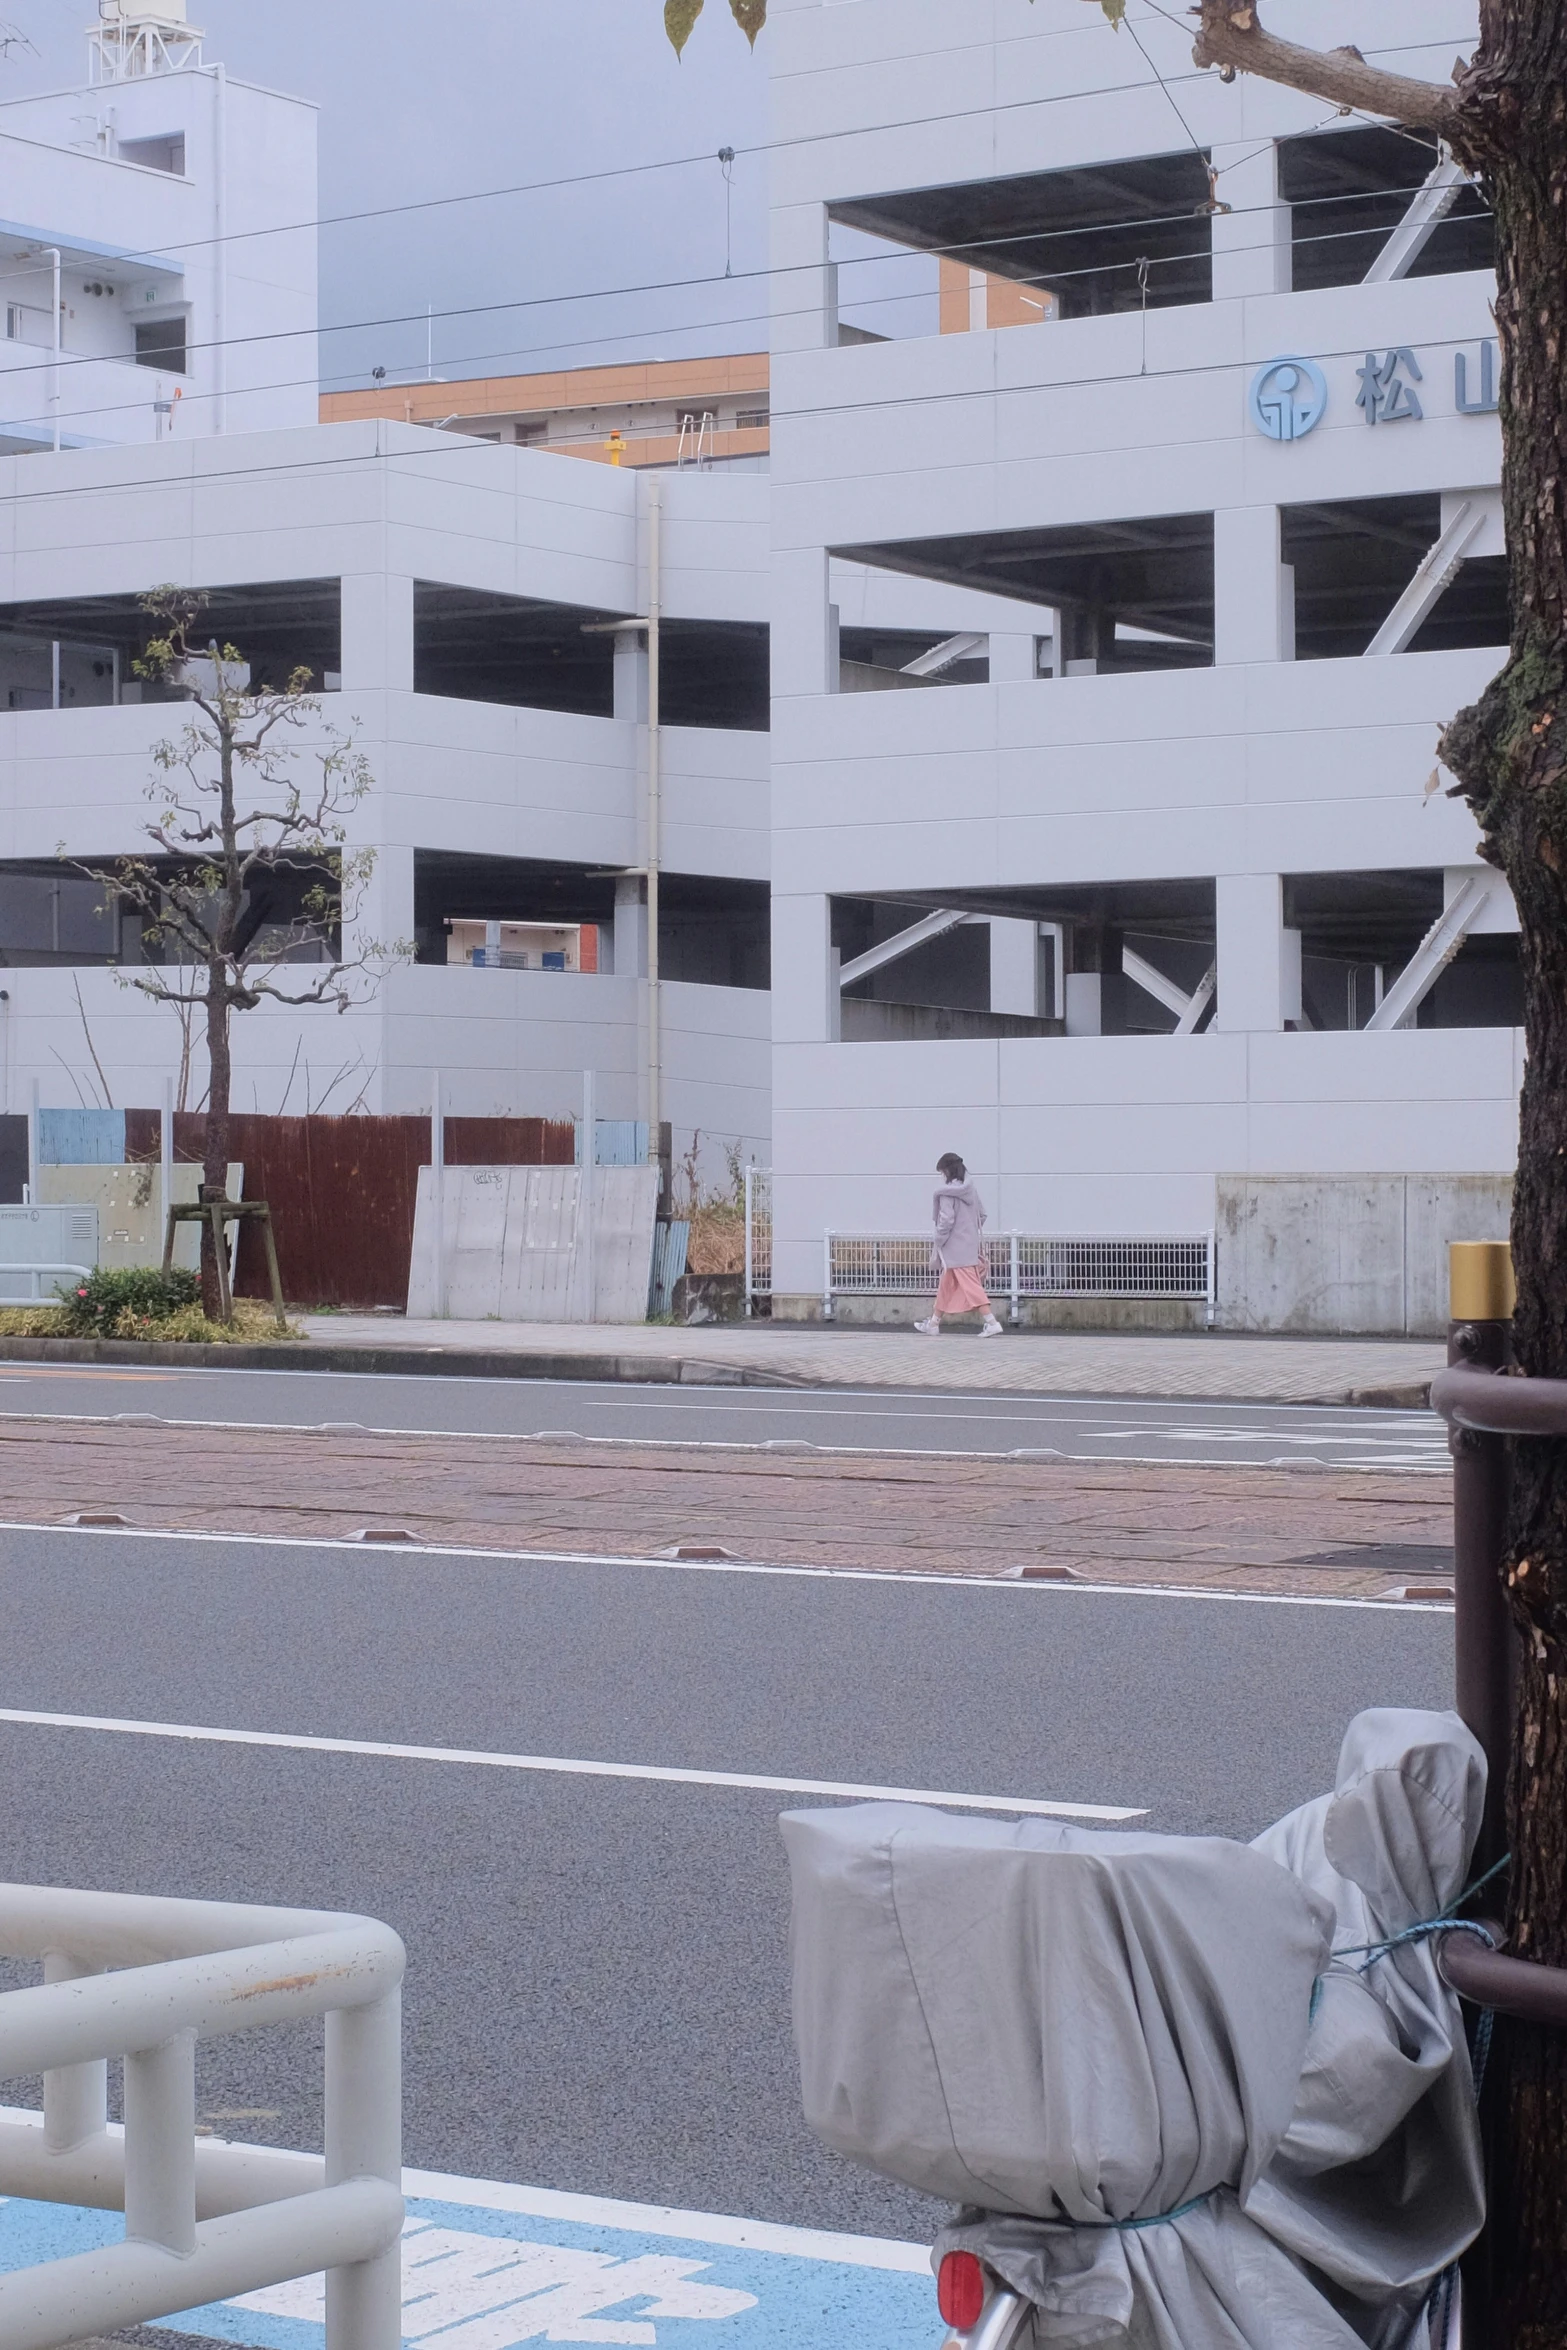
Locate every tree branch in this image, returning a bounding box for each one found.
[1191,2,1461,133]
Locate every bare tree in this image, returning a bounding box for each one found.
[66,588,401,1318]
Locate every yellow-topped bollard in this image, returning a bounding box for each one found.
[1450,1239,1516,1323]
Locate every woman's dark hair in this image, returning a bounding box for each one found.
[936,1153,967,1183]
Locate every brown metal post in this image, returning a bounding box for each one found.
[1448,1241,1516,1881]
[1448,1239,1515,2350]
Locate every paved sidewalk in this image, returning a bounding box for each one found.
[299,1315,1443,1406]
[0,1416,1451,1598]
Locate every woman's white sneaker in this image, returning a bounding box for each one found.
[913,1315,940,1336]
[978,1315,1004,1337]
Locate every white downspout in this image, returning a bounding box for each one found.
[212,64,228,434]
[646,478,662,1175]
[43,247,61,451]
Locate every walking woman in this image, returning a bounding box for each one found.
[915,1153,1004,1337]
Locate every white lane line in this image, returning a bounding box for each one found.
[0,1518,1455,1609]
[398,2164,931,2270]
[0,1409,1448,1472]
[0,1706,1142,1821]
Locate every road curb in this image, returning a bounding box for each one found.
[0,1336,1439,1412]
[0,1336,803,1389]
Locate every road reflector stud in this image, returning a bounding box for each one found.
[349,1527,419,1544]
[64,1511,131,1529]
[660,1541,737,1561]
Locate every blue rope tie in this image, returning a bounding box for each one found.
[1031,2189,1218,2233]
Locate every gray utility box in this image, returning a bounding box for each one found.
[0,1204,99,1301]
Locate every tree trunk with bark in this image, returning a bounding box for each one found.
[1192,0,1567,2331]
[1442,11,1567,2334]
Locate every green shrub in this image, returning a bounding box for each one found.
[56,1265,201,1336]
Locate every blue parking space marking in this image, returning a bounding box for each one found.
[0,2173,941,2350]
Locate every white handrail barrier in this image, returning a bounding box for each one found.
[0,1882,405,2350]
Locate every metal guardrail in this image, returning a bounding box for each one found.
[0,1882,405,2350]
[822,1232,1216,1322]
[0,1262,94,1302]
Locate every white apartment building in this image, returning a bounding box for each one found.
[0,2,317,453]
[765,0,1516,1331]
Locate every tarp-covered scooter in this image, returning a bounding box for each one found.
[781,1709,1487,2349]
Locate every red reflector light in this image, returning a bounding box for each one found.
[937,2250,987,2332]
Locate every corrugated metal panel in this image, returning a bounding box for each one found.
[37,1109,126,1165]
[407,1164,658,1322]
[119,1111,574,1309]
[649,1221,690,1318]
[589,1120,649,1167]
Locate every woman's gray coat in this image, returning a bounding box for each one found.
[932,1179,987,1269]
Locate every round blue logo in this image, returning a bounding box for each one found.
[1249,356,1327,442]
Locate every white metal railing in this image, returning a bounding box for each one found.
[744,1166,772,1311]
[822,1231,1217,1323]
[0,1882,405,2350]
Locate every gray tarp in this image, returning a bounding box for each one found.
[780,1709,1485,2349]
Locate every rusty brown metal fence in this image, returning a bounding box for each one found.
[122,1112,575,1308]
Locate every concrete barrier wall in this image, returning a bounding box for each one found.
[1216,1174,1514,1336]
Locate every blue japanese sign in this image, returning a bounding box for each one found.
[1248,357,1327,441]
[1356,347,1423,424]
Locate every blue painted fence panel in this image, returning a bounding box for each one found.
[37,1108,126,1164]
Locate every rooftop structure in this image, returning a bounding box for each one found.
[323,356,772,472]
[0,4,316,452]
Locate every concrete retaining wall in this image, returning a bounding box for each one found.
[1217,1174,1513,1336]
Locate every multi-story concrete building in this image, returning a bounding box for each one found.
[0,0,1526,1326]
[0,8,770,1180]
[765,0,1515,1330]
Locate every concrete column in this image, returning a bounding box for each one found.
[1214,506,1289,665]
[1216,873,1289,1031]
[772,894,839,1042]
[614,875,648,980]
[989,920,1041,1016]
[772,202,836,355]
[987,631,1038,683]
[1211,140,1291,301]
[613,631,648,722]
[772,548,836,699]
[340,574,414,692]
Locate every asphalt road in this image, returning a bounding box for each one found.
[0,1525,1452,2241]
[0,1362,1449,1469]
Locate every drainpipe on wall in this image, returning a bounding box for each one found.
[212,64,228,434]
[43,247,61,451]
[645,477,662,1180]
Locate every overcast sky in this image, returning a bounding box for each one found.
[2,0,771,386]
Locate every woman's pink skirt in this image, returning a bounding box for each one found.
[934,1263,991,1315]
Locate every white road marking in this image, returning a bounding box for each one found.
[0,1406,1449,1471]
[0,1705,1142,1821]
[397,2167,931,2272]
[0,1519,1455,1609]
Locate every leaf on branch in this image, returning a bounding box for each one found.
[729,0,766,41]
[665,0,703,54]
[1080,0,1126,21]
